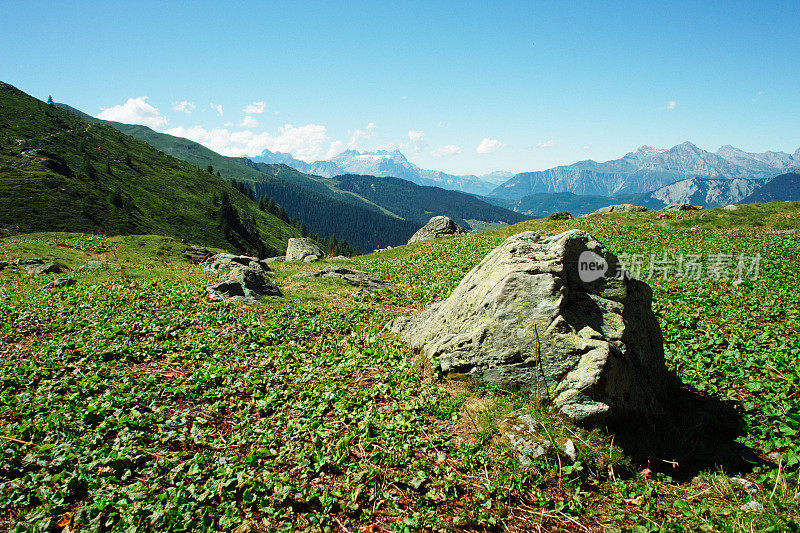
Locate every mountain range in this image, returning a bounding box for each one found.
[251,148,511,196]
[491,141,799,201]
[51,100,525,251]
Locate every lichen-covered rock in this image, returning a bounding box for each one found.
[659,203,701,213]
[203,253,271,273]
[39,278,77,290]
[390,230,666,423]
[183,246,211,264]
[295,266,391,288]
[286,238,324,262]
[206,264,282,304]
[79,260,106,271]
[588,204,648,216]
[25,262,66,275]
[407,216,466,245]
[498,414,552,465]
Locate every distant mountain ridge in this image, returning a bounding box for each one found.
[251,148,505,195]
[491,141,799,201]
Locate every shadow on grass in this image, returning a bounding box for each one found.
[607,371,764,481]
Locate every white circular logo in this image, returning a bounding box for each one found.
[578,251,608,282]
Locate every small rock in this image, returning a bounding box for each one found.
[303,254,321,263]
[766,229,799,235]
[206,264,282,304]
[203,253,270,273]
[25,262,66,275]
[39,278,77,290]
[658,203,701,213]
[730,477,758,495]
[407,216,467,245]
[723,204,739,211]
[296,266,391,288]
[79,260,106,271]
[563,439,577,462]
[263,256,285,263]
[183,246,211,263]
[328,255,353,262]
[15,258,44,266]
[286,238,324,262]
[588,204,648,216]
[498,414,552,465]
[739,500,763,512]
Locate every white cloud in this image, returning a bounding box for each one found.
[666,100,677,111]
[431,144,461,157]
[535,139,555,148]
[96,96,167,128]
[243,101,266,114]
[476,138,504,154]
[173,100,196,114]
[240,115,259,128]
[163,123,331,162]
[408,130,425,143]
[209,103,224,116]
[348,122,376,148]
[326,140,345,159]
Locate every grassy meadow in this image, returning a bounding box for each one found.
[1,204,799,532]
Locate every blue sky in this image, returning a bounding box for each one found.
[2,0,798,174]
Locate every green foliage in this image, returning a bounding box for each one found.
[2,188,799,529]
[547,211,572,220]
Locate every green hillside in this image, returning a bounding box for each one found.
[1,83,297,255]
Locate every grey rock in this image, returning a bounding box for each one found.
[328,255,353,262]
[723,204,739,211]
[766,229,799,235]
[588,204,647,216]
[203,253,271,273]
[730,477,758,495]
[389,230,666,423]
[184,246,211,263]
[658,203,701,213]
[263,256,285,263]
[296,266,391,288]
[286,238,324,262]
[303,254,321,263]
[407,216,467,245]
[498,414,552,465]
[206,264,282,304]
[79,260,106,271]
[739,501,763,512]
[39,278,77,290]
[25,262,66,275]
[15,258,44,266]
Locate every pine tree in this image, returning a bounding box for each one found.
[47,95,54,105]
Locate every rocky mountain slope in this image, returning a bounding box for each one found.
[492,141,799,201]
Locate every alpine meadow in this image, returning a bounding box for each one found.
[1,2,799,532]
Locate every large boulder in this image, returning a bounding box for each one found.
[588,204,647,216]
[295,266,391,288]
[407,216,467,245]
[286,238,324,262]
[206,264,282,304]
[389,230,666,423]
